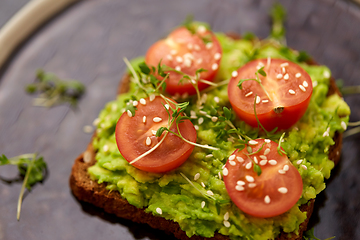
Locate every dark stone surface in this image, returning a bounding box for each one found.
[0,0,359,239]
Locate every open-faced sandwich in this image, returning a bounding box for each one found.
[70,17,350,240]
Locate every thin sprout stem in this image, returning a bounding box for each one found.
[198,79,218,86]
[343,126,360,138]
[123,57,148,93]
[341,86,360,95]
[348,121,360,127]
[179,172,216,201]
[201,79,230,93]
[225,120,244,140]
[155,74,169,92]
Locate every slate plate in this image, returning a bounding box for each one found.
[0,0,359,239]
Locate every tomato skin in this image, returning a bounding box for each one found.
[145,26,222,95]
[115,96,196,173]
[228,59,313,131]
[223,139,303,218]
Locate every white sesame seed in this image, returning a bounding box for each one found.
[265,139,271,143]
[201,182,206,188]
[264,195,271,204]
[264,148,270,155]
[142,116,147,123]
[187,43,193,50]
[278,169,286,174]
[151,130,157,135]
[92,118,100,126]
[211,116,218,122]
[280,62,289,68]
[283,165,289,171]
[201,201,206,208]
[267,57,272,67]
[176,56,183,63]
[194,125,199,130]
[156,207,162,214]
[236,156,244,163]
[341,121,347,130]
[184,59,192,67]
[175,66,181,71]
[194,44,200,50]
[303,81,308,88]
[278,187,288,194]
[194,173,200,181]
[170,49,177,55]
[313,81,318,87]
[256,62,265,70]
[248,183,257,188]
[248,140,258,145]
[140,98,146,105]
[253,156,258,164]
[153,117,162,123]
[149,94,156,102]
[83,125,93,133]
[245,91,253,97]
[295,73,302,78]
[197,58,203,64]
[214,53,221,60]
[284,73,289,80]
[127,110,133,117]
[245,162,252,169]
[268,160,277,165]
[146,137,151,146]
[218,172,222,180]
[197,25,206,34]
[302,165,308,170]
[166,54,173,60]
[323,131,329,137]
[289,89,296,95]
[237,180,245,185]
[282,67,286,74]
[232,71,238,77]
[214,96,220,103]
[276,73,283,79]
[229,160,236,166]
[198,117,204,125]
[256,96,261,104]
[206,42,213,49]
[132,100,138,107]
[245,175,255,182]
[259,155,267,160]
[223,168,229,176]
[262,99,269,103]
[223,220,231,228]
[323,71,330,78]
[211,63,218,70]
[103,145,109,152]
[165,104,170,110]
[235,185,244,191]
[224,212,229,221]
[299,85,306,92]
[229,155,236,161]
[296,159,303,165]
[206,154,213,158]
[199,110,207,115]
[190,110,196,116]
[260,160,267,166]
[207,190,214,196]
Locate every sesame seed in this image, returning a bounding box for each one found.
[284,73,289,80]
[211,116,218,122]
[229,160,236,166]
[197,25,206,34]
[229,155,236,161]
[199,110,207,115]
[194,125,199,130]
[146,137,151,146]
[295,73,301,78]
[289,89,295,95]
[143,116,147,123]
[283,165,289,171]
[212,63,218,70]
[176,56,183,63]
[303,81,308,87]
[127,110,133,117]
[248,140,258,145]
[245,91,253,97]
[235,185,244,191]
[223,168,229,176]
[187,43,193,50]
[260,160,267,166]
[132,100,138,107]
[257,62,265,70]
[302,165,308,170]
[156,207,162,214]
[245,175,255,182]
[253,156,258,164]
[236,156,244,163]
[323,71,330,78]
[92,118,100,126]
[165,104,170,110]
[237,180,245,185]
[282,67,286,74]
[224,212,230,220]
[278,169,286,174]
[256,96,261,104]
[197,58,203,64]
[276,73,283,79]
[201,182,206,188]
[194,44,200,50]
[198,117,204,125]
[218,172,222,179]
[278,187,288,194]
[206,154,213,158]
[83,125,93,133]
[194,173,200,181]
[245,162,252,169]
[166,54,173,60]
[299,85,306,92]
[262,99,269,103]
[313,81,318,87]
[153,117,162,123]
[268,160,277,165]
[223,220,231,228]
[267,57,272,66]
[201,201,206,208]
[184,59,192,67]
[341,121,347,130]
[264,195,271,204]
[103,145,109,152]
[140,98,146,105]
[149,94,156,101]
[232,71,238,77]
[280,62,289,68]
[214,53,221,60]
[265,139,271,143]
[170,49,177,55]
[175,66,181,71]
[206,42,213,49]
[264,148,270,155]
[296,159,303,165]
[248,183,257,188]
[214,96,220,103]
[323,131,329,137]
[259,155,267,160]
[151,130,157,135]
[207,190,214,196]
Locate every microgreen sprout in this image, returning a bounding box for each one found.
[243,145,263,176]
[25,70,85,108]
[269,2,287,45]
[0,153,47,220]
[182,16,213,44]
[277,132,287,156]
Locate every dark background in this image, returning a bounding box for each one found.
[0,0,359,239]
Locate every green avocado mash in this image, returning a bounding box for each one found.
[88,32,350,240]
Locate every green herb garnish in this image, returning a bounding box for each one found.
[270,2,287,44]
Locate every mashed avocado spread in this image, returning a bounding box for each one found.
[88,32,350,240]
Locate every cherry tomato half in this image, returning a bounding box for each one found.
[115,96,196,173]
[145,25,222,95]
[228,59,313,131]
[223,138,303,218]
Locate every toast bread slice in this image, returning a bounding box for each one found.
[70,69,343,240]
